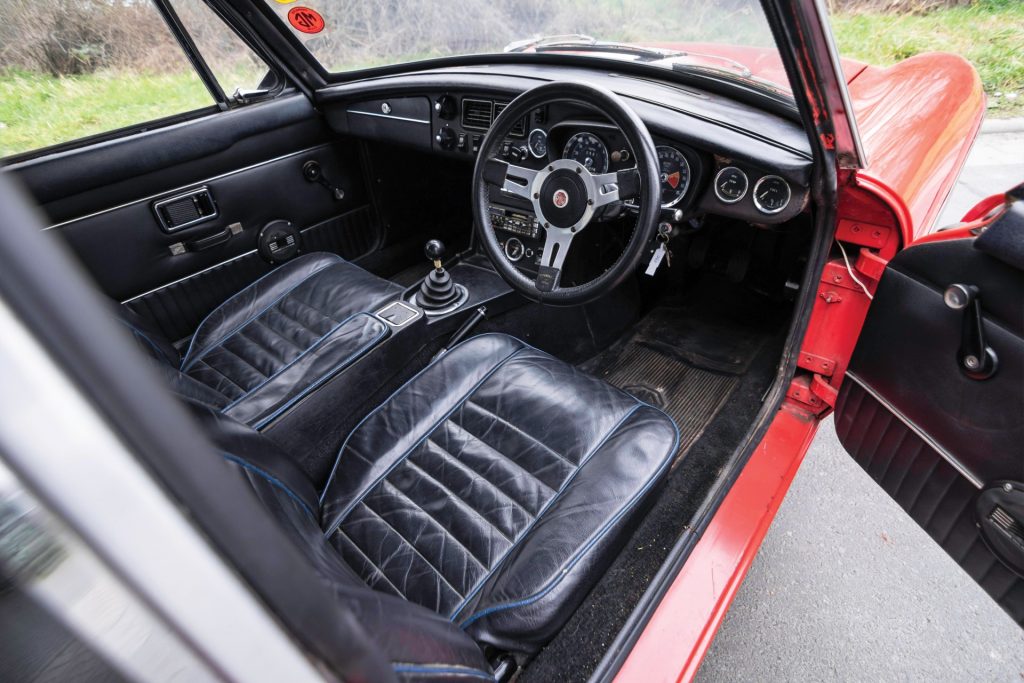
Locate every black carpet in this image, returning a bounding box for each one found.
[522,276,788,682]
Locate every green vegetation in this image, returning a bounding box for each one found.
[0,69,213,157]
[831,0,1024,116]
[1,1,1021,158]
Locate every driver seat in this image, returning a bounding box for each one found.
[201,333,678,667]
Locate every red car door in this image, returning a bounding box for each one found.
[834,186,1024,626]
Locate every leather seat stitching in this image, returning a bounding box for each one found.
[181,260,340,370]
[457,410,681,629]
[248,318,387,429]
[405,454,518,544]
[319,334,526,504]
[250,316,307,354]
[221,313,377,411]
[236,327,291,366]
[463,400,574,467]
[449,402,644,621]
[193,358,249,396]
[211,342,270,379]
[355,499,467,599]
[221,453,315,519]
[442,420,557,502]
[420,438,535,522]
[286,293,342,327]
[378,477,493,568]
[320,344,526,519]
[334,528,408,598]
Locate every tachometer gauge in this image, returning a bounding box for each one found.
[714,166,748,204]
[563,132,609,173]
[752,175,791,214]
[528,128,548,158]
[656,146,691,207]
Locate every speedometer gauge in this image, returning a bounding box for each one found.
[656,146,691,207]
[563,132,609,173]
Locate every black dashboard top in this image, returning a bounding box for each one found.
[318,63,813,224]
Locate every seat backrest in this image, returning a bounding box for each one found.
[188,403,494,678]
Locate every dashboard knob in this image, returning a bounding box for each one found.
[436,126,457,150]
[435,95,457,120]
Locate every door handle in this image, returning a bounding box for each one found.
[169,222,242,256]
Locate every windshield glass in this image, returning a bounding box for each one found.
[267,0,788,90]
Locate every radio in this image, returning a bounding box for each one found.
[489,206,540,240]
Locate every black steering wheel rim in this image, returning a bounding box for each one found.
[472,81,661,306]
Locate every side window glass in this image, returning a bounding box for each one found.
[0,0,216,158]
[168,0,280,100]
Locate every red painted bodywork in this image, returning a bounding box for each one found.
[614,42,985,683]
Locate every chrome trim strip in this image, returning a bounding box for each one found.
[347,109,430,125]
[44,143,336,231]
[120,249,258,304]
[845,372,983,489]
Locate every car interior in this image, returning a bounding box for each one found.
[0,5,832,680]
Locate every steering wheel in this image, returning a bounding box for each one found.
[472,81,660,305]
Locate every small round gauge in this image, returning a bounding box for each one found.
[714,166,749,204]
[563,132,609,174]
[656,146,691,207]
[752,175,792,214]
[528,128,548,158]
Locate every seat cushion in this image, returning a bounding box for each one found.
[319,333,679,654]
[121,252,403,428]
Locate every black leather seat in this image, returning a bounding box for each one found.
[199,333,679,671]
[119,252,403,428]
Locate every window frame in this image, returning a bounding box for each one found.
[0,0,289,164]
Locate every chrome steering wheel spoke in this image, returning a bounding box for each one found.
[482,158,539,201]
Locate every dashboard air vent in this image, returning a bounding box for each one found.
[494,102,527,137]
[462,99,493,130]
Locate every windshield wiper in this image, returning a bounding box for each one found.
[505,35,753,77]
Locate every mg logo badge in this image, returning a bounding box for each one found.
[553,189,569,209]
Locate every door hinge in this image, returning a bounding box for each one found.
[787,372,838,415]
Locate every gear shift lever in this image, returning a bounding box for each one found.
[415,240,461,311]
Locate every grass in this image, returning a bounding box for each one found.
[0,69,213,158]
[1,1,1021,157]
[830,0,1024,116]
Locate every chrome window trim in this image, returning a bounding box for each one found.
[845,372,983,489]
[0,298,326,681]
[44,142,337,231]
[347,109,430,125]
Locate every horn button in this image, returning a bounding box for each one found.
[539,169,589,228]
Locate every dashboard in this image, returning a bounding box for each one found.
[321,65,811,275]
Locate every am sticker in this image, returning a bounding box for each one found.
[287,7,325,34]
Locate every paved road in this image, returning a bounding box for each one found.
[697,125,1024,682]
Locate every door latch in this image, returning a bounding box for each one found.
[944,283,998,380]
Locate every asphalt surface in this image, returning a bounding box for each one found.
[697,123,1024,682]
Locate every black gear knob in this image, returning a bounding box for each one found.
[424,239,446,269]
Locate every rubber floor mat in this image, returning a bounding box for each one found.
[590,342,738,465]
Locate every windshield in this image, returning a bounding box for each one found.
[267,0,788,90]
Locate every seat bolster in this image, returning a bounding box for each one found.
[222,312,389,429]
[181,252,345,368]
[456,405,678,652]
[115,303,180,366]
[320,333,528,528]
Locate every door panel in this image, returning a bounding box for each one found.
[835,225,1024,625]
[6,94,386,342]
